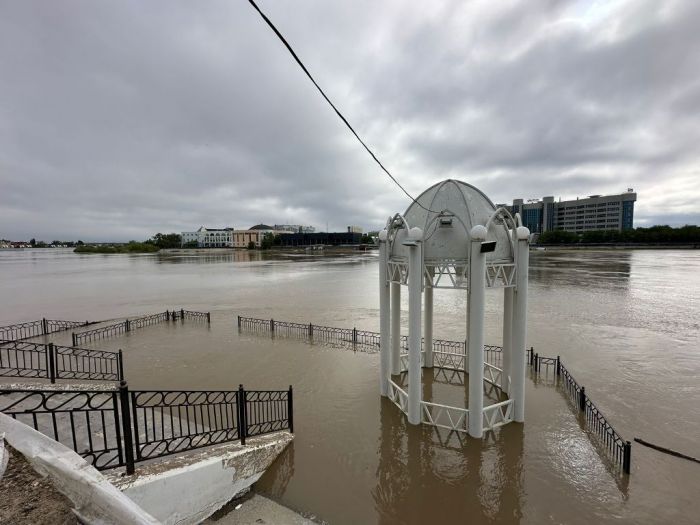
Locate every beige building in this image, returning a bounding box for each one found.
[232,224,291,248]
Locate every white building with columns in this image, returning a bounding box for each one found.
[378,179,530,438]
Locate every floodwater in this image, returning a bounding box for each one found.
[1,248,699,524]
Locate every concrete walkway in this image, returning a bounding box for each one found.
[205,493,315,525]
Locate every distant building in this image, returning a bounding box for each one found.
[505,190,636,234]
[181,227,234,248]
[273,224,315,234]
[347,226,363,234]
[278,232,363,247]
[232,224,292,248]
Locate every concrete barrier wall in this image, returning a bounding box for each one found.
[0,412,159,525]
[107,432,293,525]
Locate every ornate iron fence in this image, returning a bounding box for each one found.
[533,355,631,474]
[237,315,506,359]
[0,318,93,341]
[0,340,123,382]
[0,387,127,470]
[0,382,293,474]
[0,340,49,379]
[72,309,210,345]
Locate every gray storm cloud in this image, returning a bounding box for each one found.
[1,0,699,240]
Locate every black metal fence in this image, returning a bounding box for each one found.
[0,340,123,382]
[72,309,210,345]
[0,318,94,342]
[0,382,293,474]
[237,316,505,362]
[530,352,631,474]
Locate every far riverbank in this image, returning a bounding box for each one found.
[532,242,699,250]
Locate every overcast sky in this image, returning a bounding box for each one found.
[2,0,699,241]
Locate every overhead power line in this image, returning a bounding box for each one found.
[247,0,435,213]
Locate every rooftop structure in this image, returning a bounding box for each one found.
[378,179,530,438]
[274,224,315,234]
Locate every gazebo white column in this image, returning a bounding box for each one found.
[424,278,434,368]
[467,225,487,438]
[502,287,513,395]
[390,282,401,375]
[378,229,390,396]
[511,226,530,422]
[406,227,423,425]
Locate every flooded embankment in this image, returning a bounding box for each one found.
[1,248,699,524]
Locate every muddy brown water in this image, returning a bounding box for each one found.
[1,248,699,524]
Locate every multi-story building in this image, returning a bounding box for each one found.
[347,226,363,234]
[273,224,316,234]
[232,224,293,248]
[504,190,636,234]
[181,227,234,248]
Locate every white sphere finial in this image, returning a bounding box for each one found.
[378,229,388,242]
[516,226,530,240]
[407,227,423,241]
[470,225,487,241]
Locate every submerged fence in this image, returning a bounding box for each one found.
[0,340,123,382]
[0,318,94,342]
[72,309,210,345]
[530,351,631,474]
[237,315,505,364]
[0,382,293,474]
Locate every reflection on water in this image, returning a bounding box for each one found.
[372,398,524,524]
[530,250,632,288]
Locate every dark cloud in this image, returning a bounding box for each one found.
[1,0,699,241]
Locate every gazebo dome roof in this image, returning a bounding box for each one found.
[389,179,515,263]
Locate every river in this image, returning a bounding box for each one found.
[0,248,698,524]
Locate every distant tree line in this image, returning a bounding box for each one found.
[73,233,182,254]
[538,225,700,245]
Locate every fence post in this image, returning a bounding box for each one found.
[181,308,185,321]
[530,347,534,365]
[238,384,247,445]
[556,355,561,376]
[166,310,170,321]
[579,386,586,411]
[237,315,242,329]
[118,349,125,381]
[309,323,313,339]
[270,319,275,334]
[207,312,211,324]
[353,327,357,344]
[72,332,77,347]
[534,352,538,372]
[47,343,56,383]
[125,319,130,332]
[42,318,48,335]
[623,441,632,474]
[119,381,136,475]
[288,385,294,433]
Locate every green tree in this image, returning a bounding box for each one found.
[538,230,579,245]
[247,241,256,250]
[260,232,274,250]
[29,238,36,247]
[149,232,182,249]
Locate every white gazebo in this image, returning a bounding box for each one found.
[378,179,530,438]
